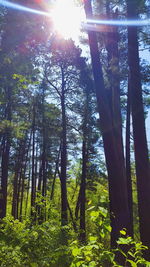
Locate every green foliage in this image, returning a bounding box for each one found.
[0,207,150,267]
[70,207,150,267]
[117,235,150,266]
[70,237,116,267]
[70,206,115,267]
[0,216,70,267]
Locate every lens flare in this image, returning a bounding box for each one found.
[0,0,150,32]
[86,18,150,27]
[0,0,50,17]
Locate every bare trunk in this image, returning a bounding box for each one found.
[79,139,87,243]
[50,144,61,200]
[60,68,68,226]
[12,139,26,219]
[0,88,11,218]
[31,103,36,220]
[126,84,133,236]
[127,0,150,257]
[84,0,131,251]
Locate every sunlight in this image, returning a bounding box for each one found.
[51,0,85,40]
[0,0,149,38]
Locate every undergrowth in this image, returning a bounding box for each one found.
[0,207,149,267]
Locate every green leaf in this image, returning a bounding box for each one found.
[104,224,112,232]
[72,248,80,257]
[89,236,97,242]
[88,261,97,267]
[98,207,107,218]
[127,259,137,267]
[30,263,38,267]
[120,229,126,235]
[117,237,133,245]
[76,261,84,267]
[87,206,95,211]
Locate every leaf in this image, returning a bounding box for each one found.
[76,261,84,267]
[87,206,95,211]
[104,224,112,233]
[120,229,126,236]
[127,259,137,267]
[30,263,38,267]
[89,261,97,267]
[89,236,97,242]
[117,237,133,245]
[128,251,135,258]
[98,207,107,218]
[90,211,99,219]
[72,248,80,257]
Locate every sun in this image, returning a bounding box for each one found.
[51,0,85,41]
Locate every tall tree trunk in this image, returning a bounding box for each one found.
[50,144,61,200]
[19,134,31,221]
[105,6,134,237]
[79,139,87,243]
[24,132,32,218]
[84,0,131,251]
[12,143,22,219]
[41,86,47,222]
[16,168,22,219]
[127,0,150,257]
[0,87,11,218]
[60,67,68,226]
[75,187,81,220]
[126,83,133,236]
[31,102,36,220]
[19,171,25,221]
[25,164,31,218]
[12,138,27,219]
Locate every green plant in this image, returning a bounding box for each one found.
[117,232,150,267]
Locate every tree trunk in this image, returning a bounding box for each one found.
[16,168,22,219]
[50,144,61,200]
[19,171,25,221]
[84,0,131,250]
[41,87,47,222]
[31,102,36,220]
[12,138,27,219]
[60,67,68,226]
[19,134,31,221]
[126,83,133,236]
[105,6,134,237]
[12,143,22,219]
[79,139,87,243]
[127,0,150,257]
[25,164,31,218]
[0,87,11,218]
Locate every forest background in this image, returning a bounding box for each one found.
[0,0,150,266]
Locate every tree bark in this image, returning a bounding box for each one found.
[126,83,133,236]
[127,0,150,257]
[60,67,68,226]
[79,139,87,243]
[0,87,11,218]
[12,142,23,219]
[31,102,36,220]
[19,134,31,221]
[84,0,131,250]
[50,144,61,200]
[12,137,27,219]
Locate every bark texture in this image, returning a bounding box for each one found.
[84,0,131,250]
[127,0,150,257]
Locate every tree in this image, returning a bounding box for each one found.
[37,38,84,225]
[127,0,150,258]
[83,0,131,255]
